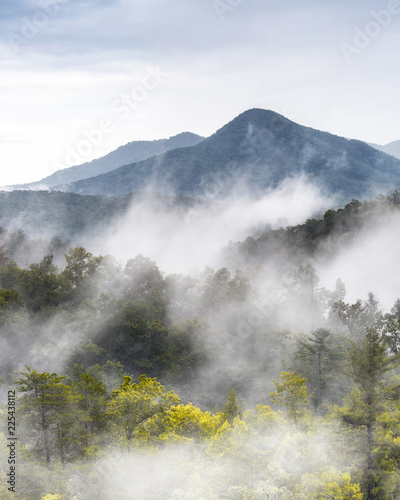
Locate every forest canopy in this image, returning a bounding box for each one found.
[1,192,400,499]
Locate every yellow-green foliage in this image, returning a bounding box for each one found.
[160,403,224,440]
[243,404,280,431]
[297,470,363,499]
[8,363,400,499]
[270,372,309,424]
[208,416,249,456]
[134,403,226,444]
[107,374,180,443]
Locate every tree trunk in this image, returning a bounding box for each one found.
[57,424,65,466]
[317,349,322,407]
[41,406,51,467]
[365,421,375,500]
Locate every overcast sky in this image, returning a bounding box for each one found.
[1,0,399,185]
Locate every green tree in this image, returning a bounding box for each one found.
[156,319,205,383]
[98,299,169,373]
[0,288,24,325]
[335,330,400,499]
[381,298,400,354]
[144,403,224,443]
[297,470,363,499]
[107,374,180,445]
[329,293,382,340]
[17,367,76,465]
[0,259,21,289]
[287,264,322,331]
[270,371,309,426]
[0,244,22,289]
[69,367,108,454]
[123,255,166,318]
[201,267,250,310]
[17,255,61,312]
[61,247,102,303]
[294,328,344,410]
[222,387,242,424]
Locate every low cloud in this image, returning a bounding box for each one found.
[88,175,331,274]
[319,211,400,310]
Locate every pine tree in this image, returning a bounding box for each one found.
[336,330,400,499]
[222,387,242,424]
[270,372,309,426]
[295,328,344,410]
[17,367,76,466]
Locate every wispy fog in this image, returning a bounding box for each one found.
[319,211,400,310]
[3,171,400,500]
[89,175,331,274]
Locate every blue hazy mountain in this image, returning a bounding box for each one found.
[54,109,400,203]
[8,132,205,190]
[369,140,400,160]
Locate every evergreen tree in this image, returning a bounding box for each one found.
[17,367,77,465]
[69,367,108,454]
[222,387,242,424]
[336,330,400,499]
[286,264,322,331]
[270,371,309,426]
[381,298,400,354]
[294,328,344,410]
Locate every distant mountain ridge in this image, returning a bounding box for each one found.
[369,140,400,160]
[0,190,198,240]
[54,109,400,204]
[7,132,205,190]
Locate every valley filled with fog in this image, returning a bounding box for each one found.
[4,0,400,496]
[1,159,400,498]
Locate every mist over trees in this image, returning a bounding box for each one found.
[1,192,400,498]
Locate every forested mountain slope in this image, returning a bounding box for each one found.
[57,109,400,204]
[6,132,204,190]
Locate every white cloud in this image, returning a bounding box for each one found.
[88,176,330,275]
[319,211,400,311]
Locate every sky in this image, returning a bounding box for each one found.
[0,0,400,186]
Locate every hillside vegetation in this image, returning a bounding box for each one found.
[1,192,400,498]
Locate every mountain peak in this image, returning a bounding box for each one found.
[56,108,400,203]
[236,107,284,119]
[211,108,293,142]
[6,132,205,190]
[169,131,203,140]
[7,108,400,205]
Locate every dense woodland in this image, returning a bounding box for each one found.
[0,190,196,241]
[1,193,400,499]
